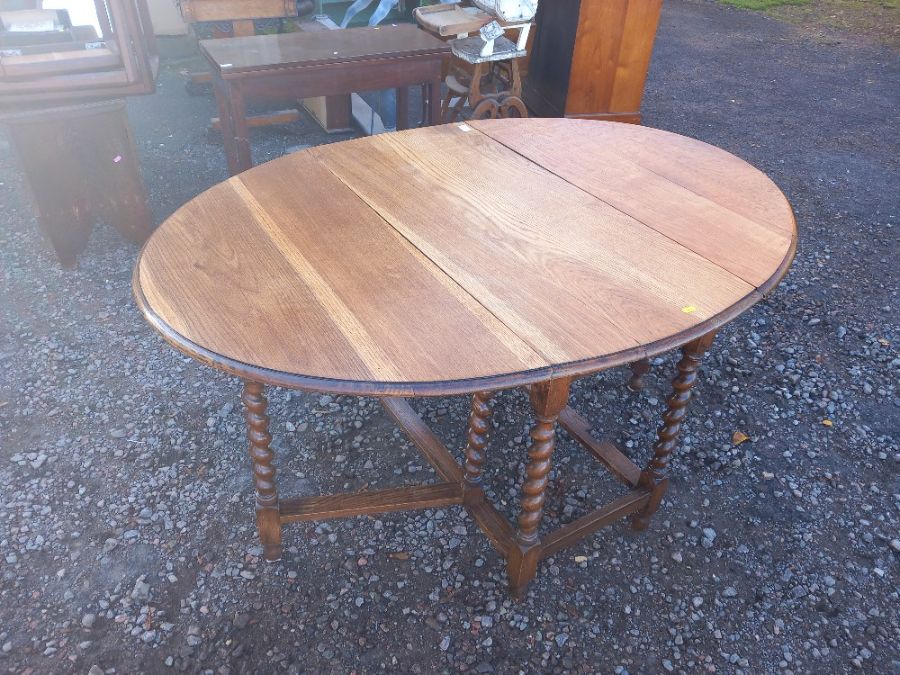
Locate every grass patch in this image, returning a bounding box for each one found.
[720,0,808,10]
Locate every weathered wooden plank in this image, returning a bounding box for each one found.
[279,483,464,522]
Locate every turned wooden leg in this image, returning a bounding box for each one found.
[463,391,493,504]
[632,333,715,531]
[241,381,282,560]
[628,358,651,392]
[507,378,571,598]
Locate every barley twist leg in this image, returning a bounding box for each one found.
[507,378,571,598]
[632,333,715,530]
[241,381,282,560]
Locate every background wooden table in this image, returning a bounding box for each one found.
[134,119,796,596]
[201,24,449,175]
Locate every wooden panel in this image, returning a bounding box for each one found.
[0,0,157,105]
[566,0,662,116]
[233,57,442,100]
[279,483,464,522]
[311,124,755,365]
[521,0,580,117]
[6,98,152,265]
[140,150,545,388]
[558,406,641,487]
[0,47,122,79]
[523,0,661,119]
[472,118,796,287]
[414,4,492,36]
[138,182,376,384]
[201,24,449,73]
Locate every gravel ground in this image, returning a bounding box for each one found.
[1,1,898,673]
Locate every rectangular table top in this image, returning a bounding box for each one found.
[200,24,450,75]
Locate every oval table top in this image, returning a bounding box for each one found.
[134,118,796,396]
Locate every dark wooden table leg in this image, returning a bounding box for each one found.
[462,391,494,505]
[241,381,282,560]
[229,82,252,175]
[428,78,443,126]
[214,77,252,176]
[507,377,571,598]
[628,358,651,392]
[212,76,239,176]
[632,332,716,530]
[396,86,410,131]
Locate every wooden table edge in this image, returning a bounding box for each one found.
[199,43,451,77]
[132,231,796,397]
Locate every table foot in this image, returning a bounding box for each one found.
[631,332,715,530]
[241,381,282,561]
[507,542,541,600]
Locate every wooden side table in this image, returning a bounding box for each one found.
[134,119,796,597]
[201,24,450,175]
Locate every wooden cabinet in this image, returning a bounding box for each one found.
[524,0,662,123]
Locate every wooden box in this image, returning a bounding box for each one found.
[523,0,662,123]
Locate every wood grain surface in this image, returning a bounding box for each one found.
[135,119,796,395]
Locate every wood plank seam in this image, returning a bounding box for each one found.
[307,145,639,366]
[318,127,759,354]
[306,146,567,365]
[468,124,773,290]
[229,177,405,381]
[364,197,548,370]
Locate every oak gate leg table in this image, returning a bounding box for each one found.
[201,24,449,175]
[134,119,796,598]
